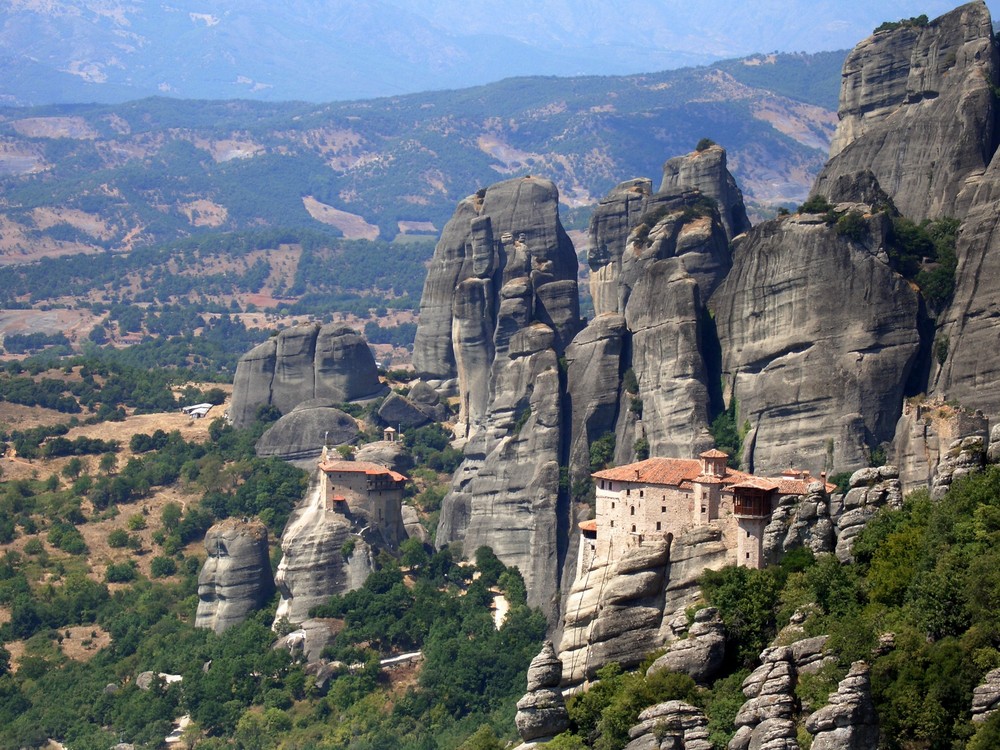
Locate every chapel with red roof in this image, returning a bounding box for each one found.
[584,449,832,571]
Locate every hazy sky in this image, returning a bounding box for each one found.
[0,0,989,103]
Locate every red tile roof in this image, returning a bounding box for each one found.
[579,519,597,533]
[594,457,753,489]
[319,460,408,483]
[731,477,780,491]
[699,448,729,459]
[594,456,832,495]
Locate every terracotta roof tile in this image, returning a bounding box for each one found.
[594,458,703,486]
[319,460,408,482]
[699,448,729,459]
[731,477,780,491]
[579,519,597,533]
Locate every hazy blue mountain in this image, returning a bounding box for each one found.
[0,0,963,104]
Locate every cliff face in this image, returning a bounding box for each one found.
[412,176,581,402]
[230,325,386,429]
[273,476,374,626]
[934,149,1000,413]
[196,519,274,634]
[584,185,734,461]
[436,324,566,618]
[660,145,751,242]
[711,209,924,474]
[813,1,997,221]
[416,177,581,621]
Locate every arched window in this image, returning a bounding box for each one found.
[630,506,635,515]
[631,524,636,533]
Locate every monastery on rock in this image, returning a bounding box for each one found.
[317,453,408,548]
[581,450,833,572]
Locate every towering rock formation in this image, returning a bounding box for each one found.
[660,144,752,242]
[934,147,1000,415]
[625,702,713,750]
[583,185,734,461]
[728,646,800,750]
[196,519,274,634]
[515,642,570,743]
[229,325,386,429]
[893,399,989,495]
[273,475,374,626]
[711,208,924,474]
[419,177,581,619]
[559,528,732,688]
[813,2,997,222]
[436,323,567,618]
[412,176,581,404]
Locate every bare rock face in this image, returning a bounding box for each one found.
[196,519,274,634]
[589,179,653,317]
[559,527,731,689]
[763,483,835,565]
[560,541,671,687]
[354,440,413,475]
[813,2,997,222]
[412,176,581,400]
[587,185,733,459]
[931,435,987,498]
[515,642,570,743]
[624,254,717,458]
[728,646,799,750]
[436,324,567,619]
[273,476,373,627]
[647,607,726,685]
[255,403,360,460]
[972,667,1000,722]
[564,313,628,488]
[711,210,923,475]
[933,146,1000,417]
[805,662,878,750]
[989,423,1000,464]
[625,701,713,750]
[833,466,903,563]
[377,382,448,430]
[660,144,752,242]
[273,618,340,663]
[418,178,583,621]
[230,325,385,428]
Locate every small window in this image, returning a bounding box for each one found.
[746,530,750,537]
[746,552,751,559]
[639,490,644,498]
[656,521,662,531]
[626,488,631,496]
[631,524,636,533]
[661,506,666,513]
[610,520,614,528]
[611,502,615,509]
[630,506,635,516]
[701,505,706,513]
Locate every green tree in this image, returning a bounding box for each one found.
[99,452,117,475]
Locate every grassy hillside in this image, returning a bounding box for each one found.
[0,52,841,253]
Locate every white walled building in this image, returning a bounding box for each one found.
[589,450,830,569]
